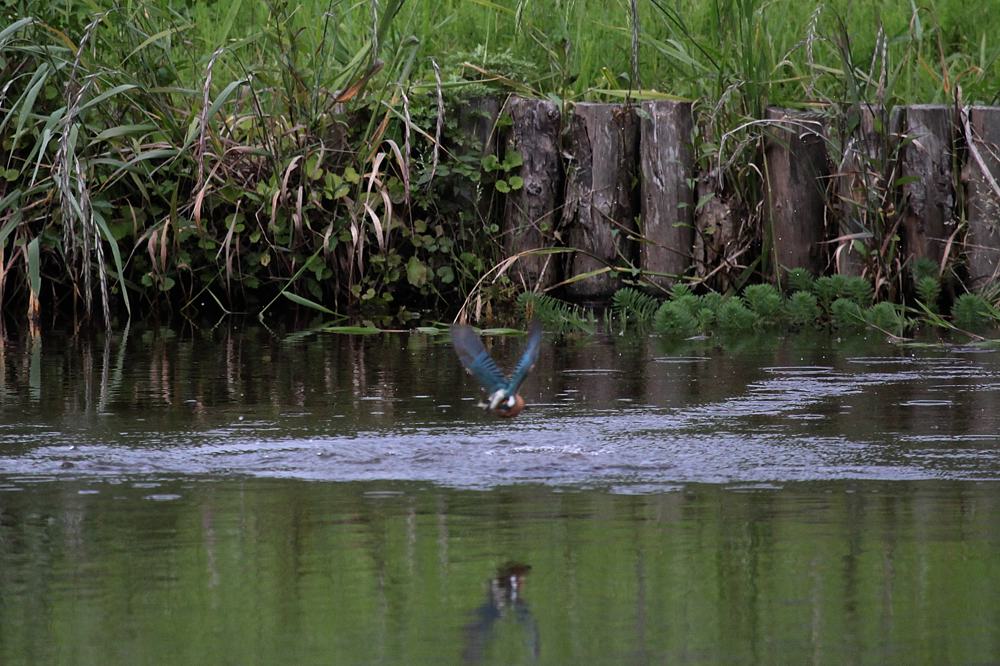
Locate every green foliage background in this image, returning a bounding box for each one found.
[1,0,1000,328]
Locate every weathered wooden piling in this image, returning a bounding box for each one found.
[691,175,740,292]
[965,106,1000,288]
[897,104,955,267]
[764,108,830,277]
[453,95,503,224]
[639,100,695,289]
[501,96,563,289]
[562,103,639,300]
[831,105,892,277]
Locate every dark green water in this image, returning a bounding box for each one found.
[0,328,998,664]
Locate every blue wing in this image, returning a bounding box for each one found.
[505,319,542,394]
[450,324,508,393]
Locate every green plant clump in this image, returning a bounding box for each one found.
[865,302,909,336]
[830,298,865,330]
[952,293,995,331]
[842,277,874,307]
[742,283,783,320]
[653,299,700,337]
[785,268,815,294]
[611,287,660,328]
[518,292,595,334]
[787,291,821,327]
[716,297,759,332]
[696,292,725,330]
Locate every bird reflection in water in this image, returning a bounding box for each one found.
[461,562,540,664]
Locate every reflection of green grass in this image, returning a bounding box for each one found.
[1,480,997,663]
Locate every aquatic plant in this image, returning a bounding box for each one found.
[716,297,758,332]
[812,275,875,313]
[915,277,942,312]
[814,276,845,311]
[842,277,874,307]
[952,293,995,331]
[696,292,725,330]
[865,302,909,336]
[912,258,942,312]
[652,299,700,337]
[611,287,660,330]
[787,291,821,327]
[742,283,783,320]
[670,283,695,301]
[517,291,595,334]
[786,268,816,294]
[830,298,865,330]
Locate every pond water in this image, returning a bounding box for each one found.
[0,327,998,664]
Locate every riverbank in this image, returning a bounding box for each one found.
[1,2,999,332]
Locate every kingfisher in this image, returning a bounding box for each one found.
[450,319,542,417]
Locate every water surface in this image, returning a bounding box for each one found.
[0,328,997,663]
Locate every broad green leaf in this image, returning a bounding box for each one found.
[91,124,156,143]
[502,150,523,170]
[281,290,337,315]
[406,255,429,287]
[324,326,382,335]
[15,64,50,141]
[0,17,34,45]
[27,236,40,297]
[478,327,526,336]
[78,84,139,113]
[124,25,189,63]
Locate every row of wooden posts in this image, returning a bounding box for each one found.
[460,97,1000,298]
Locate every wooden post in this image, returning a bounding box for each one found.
[562,103,639,300]
[691,175,740,292]
[831,105,893,277]
[965,106,1000,288]
[765,108,830,277]
[639,100,695,289]
[501,96,563,290]
[897,104,955,267]
[453,95,503,226]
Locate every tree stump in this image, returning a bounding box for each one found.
[965,106,1000,288]
[501,96,563,290]
[897,104,955,268]
[639,100,695,290]
[562,103,640,300]
[764,108,830,277]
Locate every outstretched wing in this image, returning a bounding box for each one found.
[505,319,542,395]
[450,324,508,393]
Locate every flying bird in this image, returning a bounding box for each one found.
[450,319,543,417]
